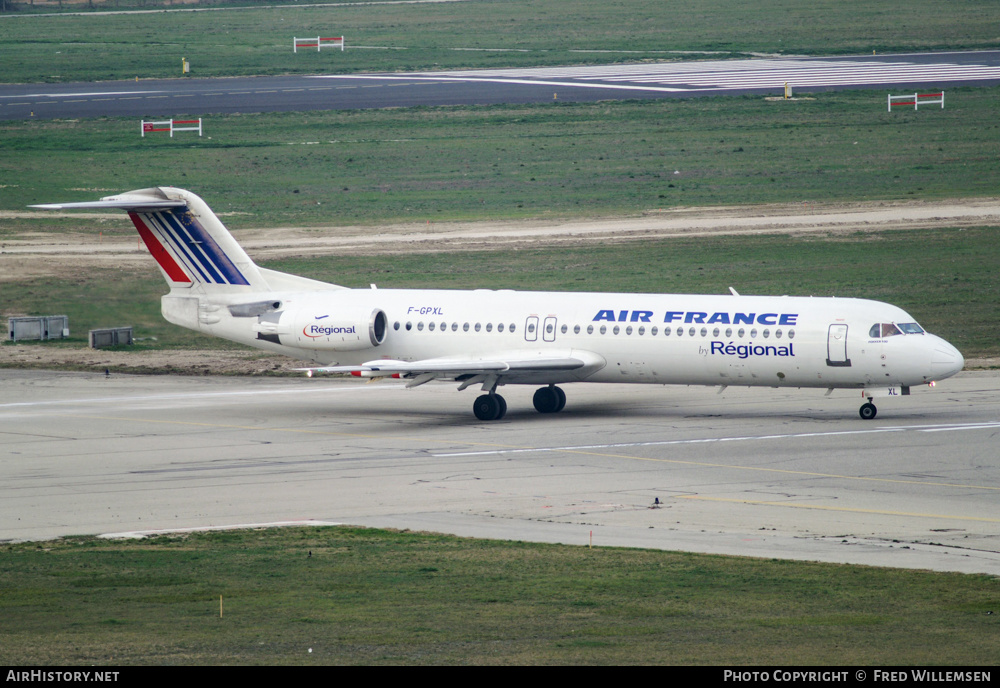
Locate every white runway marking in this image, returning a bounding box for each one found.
[432,421,1000,457]
[0,91,165,99]
[314,74,686,93]
[0,383,390,410]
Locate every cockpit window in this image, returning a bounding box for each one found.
[870,322,924,338]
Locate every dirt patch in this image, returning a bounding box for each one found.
[5,197,1000,283]
[0,344,300,376]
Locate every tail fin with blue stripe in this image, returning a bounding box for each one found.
[33,186,266,292]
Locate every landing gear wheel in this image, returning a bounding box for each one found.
[553,386,566,412]
[474,394,507,421]
[533,385,567,414]
[859,402,878,420]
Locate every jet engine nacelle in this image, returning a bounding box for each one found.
[259,307,388,351]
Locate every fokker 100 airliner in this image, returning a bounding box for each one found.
[34,187,965,421]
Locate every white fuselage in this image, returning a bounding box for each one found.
[174,286,964,393]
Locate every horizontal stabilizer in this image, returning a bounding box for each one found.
[31,187,187,212]
[30,199,186,211]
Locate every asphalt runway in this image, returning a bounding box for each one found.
[2,368,998,574]
[4,51,1000,120]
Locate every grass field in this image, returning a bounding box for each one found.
[3,0,1000,83]
[1,526,997,665]
[5,89,1000,229]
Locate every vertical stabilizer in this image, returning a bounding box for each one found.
[33,186,268,292]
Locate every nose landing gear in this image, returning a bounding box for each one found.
[859,399,878,420]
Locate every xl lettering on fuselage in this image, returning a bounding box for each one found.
[592,310,799,325]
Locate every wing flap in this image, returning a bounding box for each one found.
[300,350,605,381]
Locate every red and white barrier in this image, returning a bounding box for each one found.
[888,91,944,111]
[294,36,345,53]
[141,118,203,138]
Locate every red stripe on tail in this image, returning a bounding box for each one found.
[129,212,191,283]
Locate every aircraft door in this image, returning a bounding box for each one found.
[826,324,851,367]
[543,316,557,342]
[524,315,539,342]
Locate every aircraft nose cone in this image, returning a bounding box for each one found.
[931,339,964,380]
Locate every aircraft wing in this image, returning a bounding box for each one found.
[301,350,606,389]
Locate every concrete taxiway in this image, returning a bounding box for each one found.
[1,369,998,574]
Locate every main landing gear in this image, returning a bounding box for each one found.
[859,399,878,420]
[532,385,566,414]
[471,385,568,421]
[473,393,507,421]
